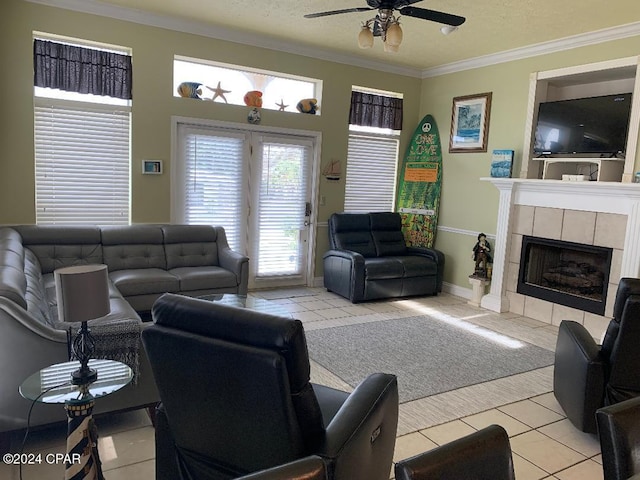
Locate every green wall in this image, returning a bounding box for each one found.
[423,39,640,289]
[0,0,421,278]
[2,0,639,290]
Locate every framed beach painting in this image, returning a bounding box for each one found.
[449,92,492,153]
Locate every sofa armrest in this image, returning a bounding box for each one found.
[322,250,366,303]
[406,247,445,292]
[553,320,605,433]
[320,373,398,480]
[214,225,249,295]
[236,456,327,480]
[218,246,249,295]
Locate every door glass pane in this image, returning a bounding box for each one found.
[179,126,246,251]
[255,138,311,277]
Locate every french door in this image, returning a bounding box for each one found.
[174,122,317,289]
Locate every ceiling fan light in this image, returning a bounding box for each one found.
[358,25,374,49]
[385,21,403,48]
[383,41,400,53]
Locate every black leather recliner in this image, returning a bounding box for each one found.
[236,456,327,480]
[553,277,640,433]
[323,212,444,303]
[597,396,640,480]
[394,424,515,480]
[142,293,399,480]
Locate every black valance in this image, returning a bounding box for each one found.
[349,91,403,130]
[34,39,132,100]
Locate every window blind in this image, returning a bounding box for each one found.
[344,133,399,213]
[34,101,130,225]
[255,136,311,277]
[177,126,246,252]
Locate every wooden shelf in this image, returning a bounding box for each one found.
[533,157,625,181]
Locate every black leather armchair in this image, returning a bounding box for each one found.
[553,277,640,433]
[142,293,399,480]
[323,212,444,303]
[597,396,640,480]
[394,425,515,480]
[236,456,327,480]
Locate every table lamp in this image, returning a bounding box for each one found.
[55,264,110,386]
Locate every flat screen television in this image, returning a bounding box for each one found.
[533,93,632,155]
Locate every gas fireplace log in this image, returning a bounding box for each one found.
[542,273,603,289]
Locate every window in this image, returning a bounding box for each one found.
[174,56,321,114]
[33,35,131,225]
[344,133,399,213]
[344,87,402,213]
[175,125,247,251]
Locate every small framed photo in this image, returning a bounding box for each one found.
[142,160,163,175]
[449,92,492,153]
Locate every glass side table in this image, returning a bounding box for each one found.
[20,359,133,480]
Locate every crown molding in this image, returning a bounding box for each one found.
[421,21,640,78]
[24,1,640,79]
[23,0,423,78]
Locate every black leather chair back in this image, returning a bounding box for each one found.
[395,424,515,480]
[328,213,376,256]
[370,212,407,256]
[597,396,640,480]
[600,278,640,405]
[142,293,324,476]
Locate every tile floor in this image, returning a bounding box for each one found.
[1,288,605,480]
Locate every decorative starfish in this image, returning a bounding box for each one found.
[208,81,231,103]
[276,99,288,111]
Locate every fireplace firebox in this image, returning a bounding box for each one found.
[517,236,613,315]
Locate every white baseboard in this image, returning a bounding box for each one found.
[442,281,472,300]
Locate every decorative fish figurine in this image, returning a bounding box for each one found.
[296,98,319,114]
[177,82,205,99]
[244,90,263,108]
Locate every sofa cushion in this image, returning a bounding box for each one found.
[0,228,27,309]
[162,225,219,269]
[24,249,53,326]
[364,257,404,280]
[393,256,438,278]
[102,226,166,271]
[169,266,238,291]
[109,269,179,297]
[329,214,376,258]
[15,226,103,274]
[370,213,408,257]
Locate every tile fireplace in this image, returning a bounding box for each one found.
[481,178,640,339]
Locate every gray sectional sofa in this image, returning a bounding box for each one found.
[0,224,249,441]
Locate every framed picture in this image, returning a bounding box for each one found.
[142,160,163,175]
[449,92,492,153]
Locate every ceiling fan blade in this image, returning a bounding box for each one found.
[304,7,374,19]
[399,6,466,26]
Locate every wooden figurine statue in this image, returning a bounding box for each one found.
[472,233,492,278]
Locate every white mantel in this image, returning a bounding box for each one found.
[480,178,640,313]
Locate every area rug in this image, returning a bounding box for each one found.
[305,316,555,403]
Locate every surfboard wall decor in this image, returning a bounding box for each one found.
[395,114,443,248]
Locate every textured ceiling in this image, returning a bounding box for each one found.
[63,0,640,72]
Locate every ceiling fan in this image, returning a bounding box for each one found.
[304,0,466,52]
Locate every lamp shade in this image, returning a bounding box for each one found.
[55,264,110,323]
[384,21,403,52]
[358,25,374,49]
